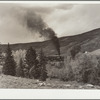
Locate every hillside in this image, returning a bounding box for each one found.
[1,28,100,55]
[0,75,100,89]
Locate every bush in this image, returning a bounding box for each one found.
[59,54,74,81]
[46,52,100,84]
[58,65,74,81]
[47,66,59,79]
[58,68,69,81]
[73,53,99,84]
[70,45,81,59]
[46,55,74,81]
[48,53,100,84]
[47,66,74,81]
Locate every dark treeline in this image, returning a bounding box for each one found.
[2,43,48,81]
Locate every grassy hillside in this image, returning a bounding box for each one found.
[2,28,100,55]
[1,74,100,89]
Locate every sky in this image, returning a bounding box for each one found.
[0,3,100,44]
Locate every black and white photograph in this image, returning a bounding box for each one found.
[1,1,100,90]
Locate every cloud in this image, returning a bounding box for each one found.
[45,4,100,37]
[0,3,100,44]
[56,4,74,10]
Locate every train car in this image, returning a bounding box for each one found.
[45,55,64,62]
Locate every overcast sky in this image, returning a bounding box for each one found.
[0,3,100,44]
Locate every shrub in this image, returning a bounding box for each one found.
[58,65,74,81]
[46,52,100,84]
[58,53,100,84]
[70,45,81,59]
[73,53,99,84]
[46,55,74,81]
[58,68,69,81]
[59,54,74,81]
[47,66,73,81]
[46,65,59,79]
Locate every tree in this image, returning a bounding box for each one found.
[0,43,3,65]
[29,59,40,79]
[39,49,48,81]
[70,45,81,59]
[2,43,16,76]
[16,58,24,77]
[75,54,99,84]
[25,46,37,70]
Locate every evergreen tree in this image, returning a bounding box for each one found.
[29,59,40,79]
[2,43,16,76]
[39,49,48,81]
[25,46,37,70]
[16,58,24,77]
[0,43,3,65]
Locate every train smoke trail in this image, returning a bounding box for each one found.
[23,11,60,55]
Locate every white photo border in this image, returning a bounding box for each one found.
[0,1,100,99]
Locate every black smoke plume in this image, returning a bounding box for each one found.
[24,11,60,55]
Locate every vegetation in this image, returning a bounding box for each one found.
[39,49,48,81]
[70,45,81,59]
[29,59,40,79]
[46,52,100,85]
[1,42,100,85]
[0,43,4,65]
[25,46,37,70]
[12,49,26,66]
[73,53,99,84]
[2,43,16,76]
[16,58,24,77]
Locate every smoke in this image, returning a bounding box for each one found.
[41,28,60,55]
[23,11,60,55]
